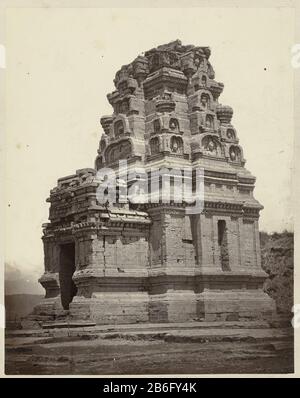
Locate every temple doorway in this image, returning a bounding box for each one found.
[217,220,230,271]
[59,242,77,310]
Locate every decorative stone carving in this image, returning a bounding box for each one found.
[216,105,233,124]
[227,128,235,140]
[169,118,179,131]
[100,115,113,135]
[117,100,129,115]
[132,56,149,85]
[105,140,132,163]
[229,145,242,162]
[155,97,176,113]
[200,93,210,109]
[209,80,224,100]
[202,135,222,157]
[114,120,125,138]
[201,75,207,87]
[170,136,183,154]
[205,114,214,128]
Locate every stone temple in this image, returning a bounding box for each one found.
[31,40,276,326]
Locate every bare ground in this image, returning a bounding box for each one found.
[5,331,294,375]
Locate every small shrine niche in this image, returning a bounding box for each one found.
[202,136,222,157]
[116,100,129,115]
[150,137,160,155]
[205,114,214,129]
[201,75,207,87]
[226,128,235,140]
[170,136,183,154]
[105,140,132,163]
[229,145,242,162]
[114,120,125,138]
[200,93,210,109]
[169,118,179,132]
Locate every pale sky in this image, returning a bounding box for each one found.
[4,7,295,277]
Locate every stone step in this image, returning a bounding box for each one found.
[5,326,293,348]
[42,321,96,329]
[7,320,293,344]
[72,319,273,333]
[6,319,274,337]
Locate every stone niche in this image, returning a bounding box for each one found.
[105,140,132,164]
[29,40,276,328]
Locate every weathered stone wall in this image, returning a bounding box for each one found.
[243,220,257,267]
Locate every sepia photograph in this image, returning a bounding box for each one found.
[1,1,298,379]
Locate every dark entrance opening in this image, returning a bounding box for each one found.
[217,220,230,271]
[59,242,77,310]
